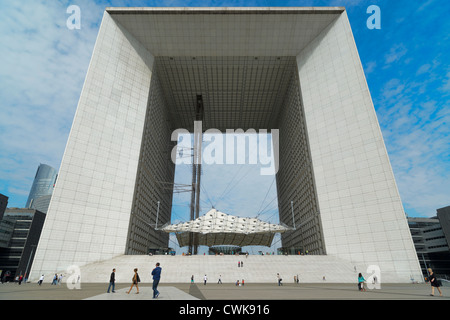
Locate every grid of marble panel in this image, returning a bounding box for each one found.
[31,12,155,279]
[296,12,422,279]
[111,10,340,57]
[276,70,325,254]
[155,56,295,132]
[126,71,174,255]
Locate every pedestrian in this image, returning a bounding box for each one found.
[51,274,58,285]
[18,275,23,285]
[428,268,443,297]
[191,275,194,283]
[358,273,366,291]
[38,275,44,286]
[126,268,140,294]
[238,261,240,268]
[107,268,116,293]
[242,279,245,286]
[151,262,162,299]
[277,273,282,286]
[218,275,222,284]
[204,274,207,285]
[58,274,63,285]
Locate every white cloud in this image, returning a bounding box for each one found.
[376,73,450,217]
[0,0,105,206]
[384,43,408,65]
[381,78,405,101]
[364,61,377,75]
[416,64,431,76]
[439,71,450,93]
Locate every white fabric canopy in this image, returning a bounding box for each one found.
[160,209,291,247]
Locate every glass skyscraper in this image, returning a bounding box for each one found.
[25,164,57,210]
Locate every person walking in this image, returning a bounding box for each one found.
[191,275,194,284]
[126,268,140,294]
[51,274,58,285]
[151,263,162,299]
[428,268,443,297]
[358,273,366,291]
[38,275,44,286]
[218,275,222,284]
[107,268,116,293]
[204,274,207,285]
[277,273,282,286]
[58,274,63,285]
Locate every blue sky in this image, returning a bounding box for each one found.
[0,0,449,243]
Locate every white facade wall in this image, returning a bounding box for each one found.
[297,12,422,280]
[30,13,154,279]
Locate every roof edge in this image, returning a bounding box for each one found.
[106,7,345,15]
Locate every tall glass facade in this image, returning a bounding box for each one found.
[25,164,57,209]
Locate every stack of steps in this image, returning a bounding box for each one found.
[75,255,366,284]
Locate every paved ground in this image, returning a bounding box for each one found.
[85,286,199,300]
[0,282,447,300]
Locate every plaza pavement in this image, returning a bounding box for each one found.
[0,282,447,300]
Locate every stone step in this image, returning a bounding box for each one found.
[75,255,372,284]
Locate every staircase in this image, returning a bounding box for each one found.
[76,254,362,284]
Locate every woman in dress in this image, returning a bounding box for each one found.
[127,268,140,294]
[428,268,443,297]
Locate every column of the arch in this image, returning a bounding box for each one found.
[30,12,155,280]
[296,11,422,281]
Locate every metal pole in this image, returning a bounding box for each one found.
[193,96,204,255]
[155,201,160,229]
[291,201,296,230]
[188,136,198,255]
